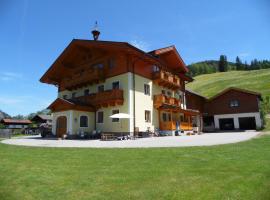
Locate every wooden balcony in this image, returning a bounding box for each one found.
[76,89,124,109]
[180,122,193,131]
[153,70,181,90]
[160,121,176,131]
[154,94,181,108]
[159,121,193,131]
[61,68,105,90]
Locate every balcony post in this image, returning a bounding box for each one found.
[170,110,175,136]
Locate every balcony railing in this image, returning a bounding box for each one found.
[61,68,105,90]
[160,121,177,131]
[154,94,181,108]
[76,89,124,109]
[153,70,181,90]
[180,122,193,131]
[159,121,193,131]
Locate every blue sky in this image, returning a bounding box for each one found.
[0,0,269,116]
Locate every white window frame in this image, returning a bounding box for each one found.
[144,84,150,96]
[111,109,120,123]
[112,81,120,90]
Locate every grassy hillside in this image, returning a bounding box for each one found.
[187,68,270,98]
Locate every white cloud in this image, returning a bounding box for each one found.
[0,72,23,81]
[239,52,250,58]
[0,95,54,116]
[130,39,150,52]
[0,97,23,105]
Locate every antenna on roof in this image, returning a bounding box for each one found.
[91,21,100,41]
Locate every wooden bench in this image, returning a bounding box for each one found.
[101,133,118,141]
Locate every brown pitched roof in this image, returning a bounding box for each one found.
[149,45,189,73]
[47,98,95,112]
[40,40,189,85]
[208,87,262,101]
[1,119,32,124]
[185,89,207,99]
[31,114,52,121]
[40,39,160,85]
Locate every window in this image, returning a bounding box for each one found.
[167,91,172,97]
[97,111,104,123]
[145,110,151,122]
[95,63,104,69]
[112,81,120,90]
[144,84,150,95]
[63,95,67,99]
[162,113,167,122]
[84,89,89,96]
[162,90,166,95]
[72,92,76,99]
[112,110,119,122]
[168,113,171,121]
[98,85,104,92]
[230,100,239,107]
[80,116,88,127]
[152,65,160,72]
[109,58,115,69]
[180,115,184,122]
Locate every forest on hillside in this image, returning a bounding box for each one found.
[187,55,270,77]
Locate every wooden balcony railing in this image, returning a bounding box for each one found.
[160,121,176,131]
[76,89,124,109]
[61,68,105,90]
[180,122,193,131]
[153,70,181,90]
[159,121,193,131]
[154,94,181,108]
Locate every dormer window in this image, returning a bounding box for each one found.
[96,63,104,69]
[109,58,115,69]
[93,63,104,70]
[152,65,160,72]
[230,100,239,107]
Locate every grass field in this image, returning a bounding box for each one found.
[1,133,270,200]
[187,69,270,98]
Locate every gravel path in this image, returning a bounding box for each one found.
[1,131,259,148]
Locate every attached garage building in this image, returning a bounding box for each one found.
[203,88,262,130]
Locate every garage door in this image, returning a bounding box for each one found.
[239,117,256,130]
[219,118,235,130]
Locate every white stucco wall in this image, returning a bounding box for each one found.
[52,110,94,135]
[214,112,262,129]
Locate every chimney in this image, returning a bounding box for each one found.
[91,21,100,41]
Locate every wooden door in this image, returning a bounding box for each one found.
[56,116,67,137]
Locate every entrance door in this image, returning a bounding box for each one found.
[56,116,67,137]
[219,118,234,130]
[239,117,256,130]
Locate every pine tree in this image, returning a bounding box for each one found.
[244,61,249,70]
[218,55,228,72]
[236,56,243,70]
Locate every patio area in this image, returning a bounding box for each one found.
[1,131,259,148]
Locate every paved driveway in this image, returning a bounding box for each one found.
[1,131,259,148]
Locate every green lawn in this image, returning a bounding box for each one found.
[187,69,270,98]
[263,117,270,132]
[0,135,270,200]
